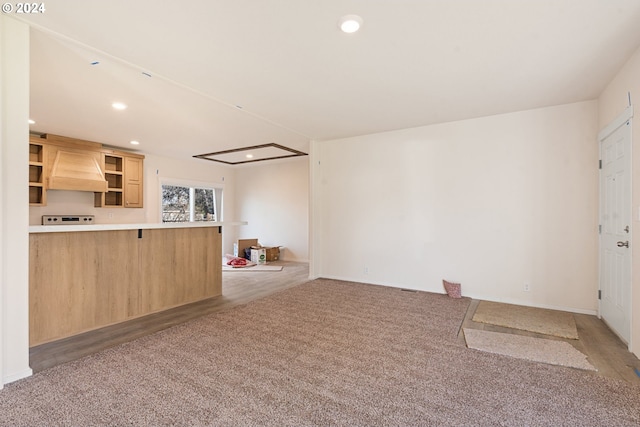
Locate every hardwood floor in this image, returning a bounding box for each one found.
[29,261,311,373]
[31,265,640,385]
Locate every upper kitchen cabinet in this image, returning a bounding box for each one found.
[94,152,124,207]
[95,150,145,208]
[124,155,143,208]
[28,137,46,205]
[28,133,144,208]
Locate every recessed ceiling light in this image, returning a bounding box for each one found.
[130,140,140,145]
[112,102,127,110]
[28,119,35,125]
[338,14,363,33]
[246,154,254,159]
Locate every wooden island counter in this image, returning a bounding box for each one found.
[29,222,223,346]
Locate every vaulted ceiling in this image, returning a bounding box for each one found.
[15,0,640,161]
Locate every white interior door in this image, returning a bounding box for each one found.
[599,106,633,346]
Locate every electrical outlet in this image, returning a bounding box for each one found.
[364,266,369,275]
[524,282,531,292]
[108,212,114,219]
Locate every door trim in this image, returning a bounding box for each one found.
[598,106,634,141]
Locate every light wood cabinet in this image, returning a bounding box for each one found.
[94,151,144,208]
[124,156,143,208]
[28,140,46,205]
[27,133,144,208]
[29,226,222,346]
[94,153,124,207]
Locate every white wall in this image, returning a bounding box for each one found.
[312,101,599,313]
[235,157,309,262]
[598,44,640,357]
[0,15,33,386]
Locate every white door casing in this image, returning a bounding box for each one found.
[599,106,633,347]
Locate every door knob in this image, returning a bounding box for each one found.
[617,241,629,248]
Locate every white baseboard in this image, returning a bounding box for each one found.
[3,367,33,386]
[467,294,598,316]
[314,275,598,316]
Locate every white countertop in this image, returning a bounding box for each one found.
[29,221,247,233]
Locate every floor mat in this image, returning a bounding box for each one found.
[472,300,579,339]
[463,328,596,371]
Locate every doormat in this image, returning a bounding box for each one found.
[472,301,579,339]
[223,265,283,271]
[463,328,596,371]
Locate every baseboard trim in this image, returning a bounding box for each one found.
[3,367,33,385]
[315,275,598,316]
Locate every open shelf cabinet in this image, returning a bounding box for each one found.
[29,142,46,205]
[95,153,125,207]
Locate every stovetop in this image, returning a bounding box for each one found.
[42,215,95,225]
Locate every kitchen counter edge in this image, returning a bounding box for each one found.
[29,221,247,233]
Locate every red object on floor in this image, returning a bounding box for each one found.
[443,280,462,298]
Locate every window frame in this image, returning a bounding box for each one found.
[159,178,223,223]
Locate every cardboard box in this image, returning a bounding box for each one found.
[265,246,281,261]
[250,247,267,265]
[234,238,258,259]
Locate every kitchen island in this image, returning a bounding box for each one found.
[29,222,224,346]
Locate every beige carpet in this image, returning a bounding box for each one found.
[0,280,638,426]
[463,328,596,371]
[472,300,579,339]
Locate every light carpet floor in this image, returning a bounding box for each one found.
[463,328,597,371]
[472,300,579,339]
[0,279,638,426]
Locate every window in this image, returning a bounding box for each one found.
[162,184,222,223]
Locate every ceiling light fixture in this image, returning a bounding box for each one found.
[246,154,254,159]
[130,140,140,145]
[28,119,35,125]
[112,102,127,110]
[338,14,363,33]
